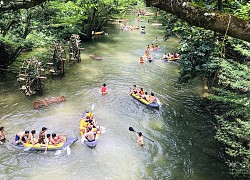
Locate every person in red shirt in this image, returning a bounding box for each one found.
[100,83,107,94]
[50,133,63,145]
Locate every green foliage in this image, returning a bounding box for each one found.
[218,59,250,92]
[233,41,250,57]
[26,31,54,48]
[173,25,217,83]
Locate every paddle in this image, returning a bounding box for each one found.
[66,146,71,156]
[91,103,95,112]
[81,103,95,144]
[129,127,154,143]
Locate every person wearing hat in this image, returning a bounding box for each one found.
[0,127,6,144]
[15,130,29,145]
[38,127,47,144]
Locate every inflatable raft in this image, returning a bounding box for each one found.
[12,136,78,151]
[148,58,153,62]
[130,93,160,109]
[168,57,180,61]
[99,90,107,95]
[80,111,105,148]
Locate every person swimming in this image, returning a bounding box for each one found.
[100,83,107,94]
[137,132,144,146]
[0,127,6,144]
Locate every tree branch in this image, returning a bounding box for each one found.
[149,0,250,43]
[0,0,46,13]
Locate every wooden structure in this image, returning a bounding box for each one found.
[17,57,47,96]
[69,34,83,63]
[47,41,66,75]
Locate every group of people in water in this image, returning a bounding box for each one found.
[146,43,159,51]
[120,24,140,31]
[162,52,181,60]
[129,85,157,104]
[139,36,160,63]
[1,82,149,151]
[13,127,63,153]
[80,111,103,143]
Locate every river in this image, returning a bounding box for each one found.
[0,11,231,180]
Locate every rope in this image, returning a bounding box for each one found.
[220,15,231,58]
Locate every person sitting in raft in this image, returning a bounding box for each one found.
[100,83,107,94]
[147,54,153,62]
[45,134,51,145]
[38,127,48,144]
[0,127,6,144]
[145,50,150,57]
[149,93,157,103]
[26,130,37,145]
[138,88,145,97]
[174,53,180,58]
[50,133,63,145]
[82,110,94,119]
[129,85,138,95]
[167,53,173,59]
[141,92,150,102]
[15,130,29,145]
[84,126,96,142]
[80,118,88,136]
[139,57,144,63]
[137,132,144,146]
[162,53,168,60]
[150,44,155,49]
[44,134,51,153]
[140,29,146,34]
[146,45,150,51]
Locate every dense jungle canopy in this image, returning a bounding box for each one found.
[0,0,250,178]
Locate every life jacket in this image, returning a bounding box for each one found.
[85,112,93,118]
[139,90,145,95]
[80,118,87,128]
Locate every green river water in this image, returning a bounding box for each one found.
[0,12,231,180]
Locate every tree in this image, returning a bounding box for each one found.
[147,0,250,43]
[0,0,46,13]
